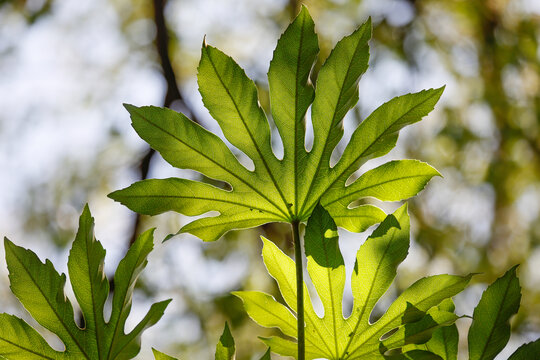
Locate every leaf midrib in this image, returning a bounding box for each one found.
[82,220,104,360]
[341,225,397,359]
[324,173,432,207]
[294,11,307,218]
[266,248,331,355]
[10,247,89,359]
[345,280,463,359]
[115,194,282,218]
[106,248,147,359]
[132,108,289,219]
[298,26,368,218]
[321,236,340,357]
[182,216,279,232]
[0,336,57,360]
[204,48,292,219]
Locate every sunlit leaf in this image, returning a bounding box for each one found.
[215,322,235,360]
[152,348,177,360]
[0,205,171,359]
[109,6,442,241]
[234,204,470,359]
[468,266,521,360]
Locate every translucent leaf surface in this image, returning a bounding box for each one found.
[234,205,470,359]
[0,205,171,359]
[152,348,177,360]
[410,300,458,360]
[468,266,521,360]
[215,323,235,360]
[109,6,442,241]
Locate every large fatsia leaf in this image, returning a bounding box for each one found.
[234,204,470,359]
[109,6,442,241]
[151,322,271,360]
[0,205,171,359]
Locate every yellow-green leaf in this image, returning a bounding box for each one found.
[236,205,470,359]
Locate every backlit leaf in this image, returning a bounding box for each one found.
[109,6,442,241]
[0,205,171,359]
[468,266,521,360]
[215,323,235,360]
[235,204,470,359]
[152,348,177,360]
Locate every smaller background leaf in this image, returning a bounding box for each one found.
[215,322,235,360]
[468,266,521,360]
[507,339,540,360]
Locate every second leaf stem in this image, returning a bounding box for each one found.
[292,220,305,360]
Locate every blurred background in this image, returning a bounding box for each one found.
[0,0,539,359]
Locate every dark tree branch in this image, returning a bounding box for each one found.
[128,0,200,246]
[154,0,183,108]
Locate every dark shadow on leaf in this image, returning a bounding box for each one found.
[304,203,344,269]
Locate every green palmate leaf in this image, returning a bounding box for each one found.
[468,266,521,360]
[152,323,271,360]
[108,5,442,241]
[0,205,171,360]
[234,204,470,359]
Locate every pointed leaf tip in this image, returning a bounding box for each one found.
[298,4,310,17]
[215,322,236,360]
[81,202,90,214]
[152,348,179,360]
[259,348,272,360]
[123,103,137,113]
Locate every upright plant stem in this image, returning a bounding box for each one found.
[292,220,305,360]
